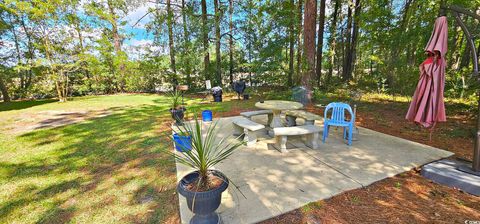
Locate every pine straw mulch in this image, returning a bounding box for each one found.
[262,102,479,223]
[260,170,480,224]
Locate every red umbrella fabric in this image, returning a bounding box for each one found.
[406,16,448,128]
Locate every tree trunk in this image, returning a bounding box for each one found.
[340,27,345,77]
[9,16,25,91]
[288,0,295,87]
[181,0,192,87]
[167,0,177,88]
[302,0,316,97]
[107,0,124,92]
[0,76,10,102]
[73,16,92,91]
[55,69,68,102]
[229,0,234,86]
[460,42,471,68]
[20,17,34,90]
[201,0,210,82]
[342,3,353,81]
[345,0,361,81]
[296,0,303,80]
[315,0,326,87]
[214,0,222,86]
[387,0,411,87]
[326,0,341,87]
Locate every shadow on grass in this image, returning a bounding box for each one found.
[0,99,57,112]
[0,96,267,223]
[0,100,181,223]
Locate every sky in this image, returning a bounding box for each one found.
[122,2,157,59]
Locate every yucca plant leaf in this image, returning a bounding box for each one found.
[166,113,245,187]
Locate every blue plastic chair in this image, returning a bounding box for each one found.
[323,102,355,145]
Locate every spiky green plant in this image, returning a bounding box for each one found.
[169,90,182,109]
[170,115,244,190]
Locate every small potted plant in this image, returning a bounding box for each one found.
[169,90,186,125]
[211,86,223,102]
[170,116,243,224]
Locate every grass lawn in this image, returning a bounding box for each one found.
[0,93,255,224]
[1,92,478,223]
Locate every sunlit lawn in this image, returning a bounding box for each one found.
[0,93,256,223]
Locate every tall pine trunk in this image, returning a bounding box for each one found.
[20,17,34,91]
[342,3,353,81]
[201,0,210,83]
[0,77,10,102]
[181,0,192,87]
[214,0,222,86]
[315,0,326,87]
[326,0,341,87]
[288,0,295,86]
[344,0,362,81]
[9,15,25,93]
[349,0,361,80]
[387,0,410,87]
[302,0,317,97]
[167,0,177,88]
[107,0,124,92]
[229,0,234,86]
[296,0,303,80]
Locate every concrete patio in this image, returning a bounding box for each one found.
[175,115,453,224]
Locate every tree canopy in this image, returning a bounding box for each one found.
[0,0,479,102]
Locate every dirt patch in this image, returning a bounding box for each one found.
[2,109,112,134]
[261,170,480,224]
[186,173,224,192]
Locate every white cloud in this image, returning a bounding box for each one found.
[125,3,156,28]
[125,38,167,60]
[130,39,153,47]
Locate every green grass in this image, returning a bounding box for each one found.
[0,94,256,224]
[301,201,323,212]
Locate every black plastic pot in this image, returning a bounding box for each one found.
[177,170,229,224]
[212,89,223,102]
[170,107,186,125]
[243,94,249,100]
[213,94,222,102]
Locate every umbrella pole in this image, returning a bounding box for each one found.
[441,5,480,173]
[475,98,480,171]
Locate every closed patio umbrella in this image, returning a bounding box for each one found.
[406,16,448,129]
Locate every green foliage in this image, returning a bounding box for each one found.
[168,90,182,109]
[394,181,402,189]
[302,201,323,212]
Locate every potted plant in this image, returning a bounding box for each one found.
[169,90,186,125]
[211,86,223,102]
[170,116,243,224]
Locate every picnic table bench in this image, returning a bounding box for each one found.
[273,125,321,152]
[240,110,273,125]
[285,110,323,126]
[233,117,266,146]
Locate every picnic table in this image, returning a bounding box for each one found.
[255,100,303,136]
